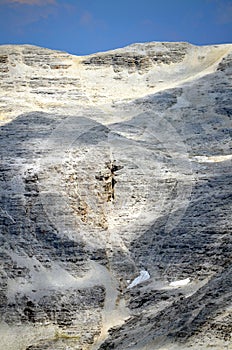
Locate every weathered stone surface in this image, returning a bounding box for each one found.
[0,41,231,350]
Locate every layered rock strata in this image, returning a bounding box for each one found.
[0,42,231,350]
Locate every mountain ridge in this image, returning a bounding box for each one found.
[1,41,231,124]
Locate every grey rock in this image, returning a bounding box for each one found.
[0,41,231,350]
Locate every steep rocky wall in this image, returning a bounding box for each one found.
[0,42,231,350]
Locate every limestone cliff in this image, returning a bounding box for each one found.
[0,42,231,350]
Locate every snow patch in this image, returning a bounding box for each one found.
[127,270,150,289]
[191,155,232,163]
[169,278,190,287]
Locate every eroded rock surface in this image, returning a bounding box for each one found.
[0,42,231,350]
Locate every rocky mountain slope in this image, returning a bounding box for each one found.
[0,42,231,350]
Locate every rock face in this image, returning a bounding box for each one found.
[0,42,231,350]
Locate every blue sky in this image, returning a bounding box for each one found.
[0,0,231,55]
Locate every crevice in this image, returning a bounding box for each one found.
[95,160,123,202]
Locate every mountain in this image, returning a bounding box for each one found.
[0,42,231,350]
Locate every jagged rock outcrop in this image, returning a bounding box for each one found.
[0,42,231,350]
